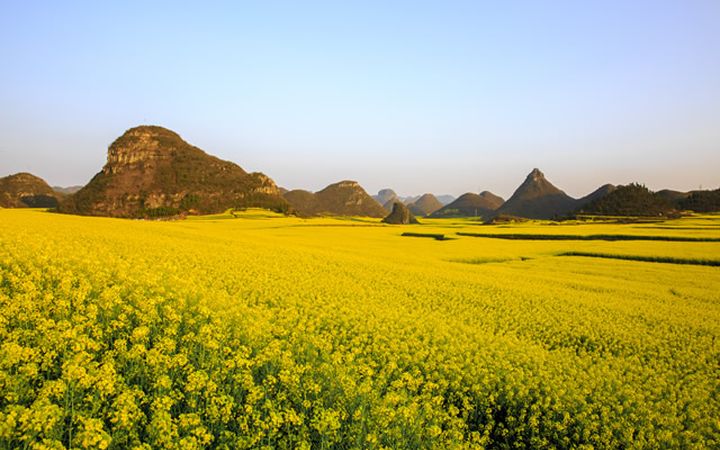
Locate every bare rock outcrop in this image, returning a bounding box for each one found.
[59,125,288,217]
[382,201,419,224]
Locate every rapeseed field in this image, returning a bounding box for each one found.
[0,209,718,449]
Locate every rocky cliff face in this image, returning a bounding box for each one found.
[60,125,288,217]
[0,172,60,208]
[382,201,419,224]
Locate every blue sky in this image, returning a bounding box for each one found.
[1,1,718,198]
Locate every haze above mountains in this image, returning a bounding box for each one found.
[2,125,718,219]
[3,2,720,203]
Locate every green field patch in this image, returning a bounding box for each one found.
[457,232,720,242]
[401,232,454,240]
[449,256,533,265]
[636,226,720,230]
[557,251,720,267]
[186,208,289,220]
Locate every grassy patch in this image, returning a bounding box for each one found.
[401,232,453,241]
[557,251,720,267]
[450,256,533,265]
[457,232,720,242]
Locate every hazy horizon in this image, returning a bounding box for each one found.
[2,1,719,199]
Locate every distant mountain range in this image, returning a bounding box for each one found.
[1,125,718,218]
[373,189,399,207]
[52,185,83,195]
[435,195,456,206]
[373,190,455,207]
[371,192,453,216]
[432,192,505,218]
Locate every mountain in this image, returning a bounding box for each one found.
[59,125,288,218]
[52,185,83,195]
[0,172,60,208]
[578,183,674,216]
[283,189,317,214]
[382,201,419,224]
[576,184,616,208]
[284,180,386,217]
[380,194,449,205]
[494,168,576,219]
[398,195,420,205]
[435,195,456,206]
[408,193,443,216]
[478,191,505,210]
[679,188,720,212]
[656,189,690,208]
[373,189,399,206]
[382,198,397,212]
[431,191,504,218]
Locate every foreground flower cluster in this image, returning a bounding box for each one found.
[0,210,718,449]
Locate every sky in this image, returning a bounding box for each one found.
[1,0,719,199]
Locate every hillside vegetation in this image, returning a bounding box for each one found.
[578,183,675,217]
[680,188,720,212]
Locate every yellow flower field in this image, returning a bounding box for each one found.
[0,209,718,449]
